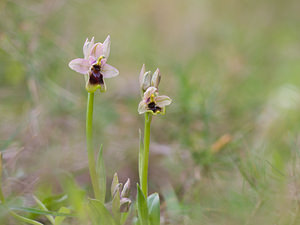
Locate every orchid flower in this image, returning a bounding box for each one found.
[138,87,172,115]
[68,35,119,93]
[137,66,171,223]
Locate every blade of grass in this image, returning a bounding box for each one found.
[10,206,74,217]
[33,195,55,225]
[10,211,44,225]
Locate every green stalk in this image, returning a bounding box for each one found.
[86,92,101,199]
[141,112,152,196]
[0,152,4,203]
[0,186,4,203]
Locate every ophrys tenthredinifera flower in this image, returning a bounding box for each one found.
[69,35,119,93]
[138,87,171,115]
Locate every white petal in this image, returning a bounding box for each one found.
[155,95,172,107]
[102,35,111,59]
[139,64,146,86]
[102,64,119,78]
[151,68,161,88]
[68,58,90,74]
[152,68,160,78]
[141,71,152,91]
[143,87,157,100]
[83,37,94,59]
[138,101,148,114]
[90,43,103,59]
[88,56,97,65]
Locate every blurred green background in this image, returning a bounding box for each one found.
[1,0,300,224]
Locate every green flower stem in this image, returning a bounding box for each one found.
[86,92,101,200]
[0,187,4,203]
[141,112,152,196]
[0,153,4,203]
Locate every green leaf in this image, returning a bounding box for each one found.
[163,187,182,219]
[88,198,116,225]
[10,206,73,217]
[96,144,106,203]
[120,211,130,225]
[0,196,25,218]
[33,195,55,225]
[136,184,148,225]
[10,211,44,225]
[133,217,141,225]
[54,207,71,225]
[112,185,121,223]
[42,194,68,210]
[59,172,86,214]
[147,193,160,225]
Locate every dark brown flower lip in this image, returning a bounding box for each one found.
[148,102,162,113]
[89,64,104,85]
[92,64,101,71]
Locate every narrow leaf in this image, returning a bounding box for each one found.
[54,207,71,225]
[33,195,55,225]
[112,186,121,223]
[163,187,182,219]
[120,211,130,225]
[96,144,106,203]
[59,172,86,214]
[88,198,116,225]
[147,193,160,225]
[133,217,141,225]
[10,211,43,225]
[10,206,73,217]
[137,184,148,225]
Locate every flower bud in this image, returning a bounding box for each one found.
[120,198,131,213]
[141,71,152,92]
[139,64,146,86]
[112,183,122,199]
[121,178,130,198]
[111,173,119,197]
[151,68,161,89]
[110,173,132,213]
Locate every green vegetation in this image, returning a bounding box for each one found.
[1,0,300,224]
